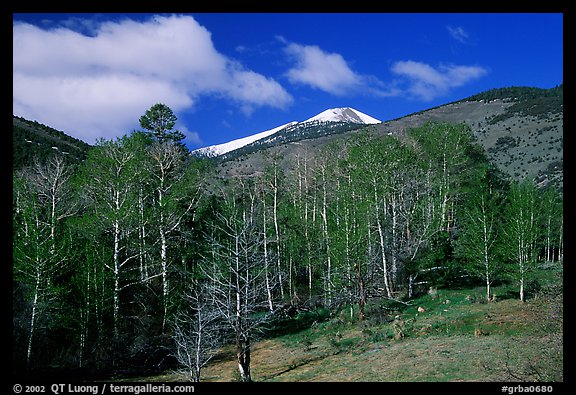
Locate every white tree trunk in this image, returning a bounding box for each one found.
[272,168,284,300]
[482,203,492,301]
[160,216,168,332]
[390,194,398,283]
[321,166,332,305]
[374,180,391,298]
[26,268,41,367]
[113,217,121,338]
[263,198,274,312]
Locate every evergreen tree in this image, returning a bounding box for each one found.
[139,103,187,149]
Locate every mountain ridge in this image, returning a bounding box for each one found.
[13,85,562,190]
[192,107,380,158]
[302,107,381,124]
[215,85,562,191]
[193,121,299,157]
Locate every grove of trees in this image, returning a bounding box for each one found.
[12,106,563,382]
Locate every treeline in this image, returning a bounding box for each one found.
[462,84,563,104]
[13,112,563,381]
[461,84,563,123]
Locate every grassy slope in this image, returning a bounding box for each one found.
[149,263,562,382]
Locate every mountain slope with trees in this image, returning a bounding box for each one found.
[13,116,92,170]
[215,85,563,192]
[12,87,563,382]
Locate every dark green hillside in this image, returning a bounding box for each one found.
[462,84,562,103]
[13,116,91,169]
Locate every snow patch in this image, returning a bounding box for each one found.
[303,107,381,124]
[193,107,380,157]
[193,121,297,157]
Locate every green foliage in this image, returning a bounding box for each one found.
[502,180,543,302]
[139,103,186,148]
[454,171,506,300]
[462,84,562,104]
[12,114,563,380]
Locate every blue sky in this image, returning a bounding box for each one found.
[13,13,563,150]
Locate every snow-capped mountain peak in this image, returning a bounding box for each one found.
[192,107,380,157]
[193,121,297,157]
[302,107,381,125]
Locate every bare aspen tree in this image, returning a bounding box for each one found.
[261,185,274,312]
[316,158,334,305]
[541,187,563,263]
[173,280,223,382]
[81,134,170,344]
[83,138,139,339]
[262,152,285,301]
[201,188,271,382]
[299,149,314,300]
[13,155,75,367]
[242,176,275,312]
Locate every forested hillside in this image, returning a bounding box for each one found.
[13,116,91,169]
[216,85,563,193]
[12,103,563,382]
[460,84,563,121]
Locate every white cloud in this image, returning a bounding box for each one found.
[447,26,469,44]
[13,14,293,144]
[284,42,401,98]
[281,40,487,102]
[284,42,362,96]
[282,41,412,100]
[13,72,193,143]
[391,60,487,101]
[178,125,203,146]
[224,66,293,115]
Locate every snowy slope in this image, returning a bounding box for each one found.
[303,107,381,124]
[193,121,297,157]
[193,107,380,157]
